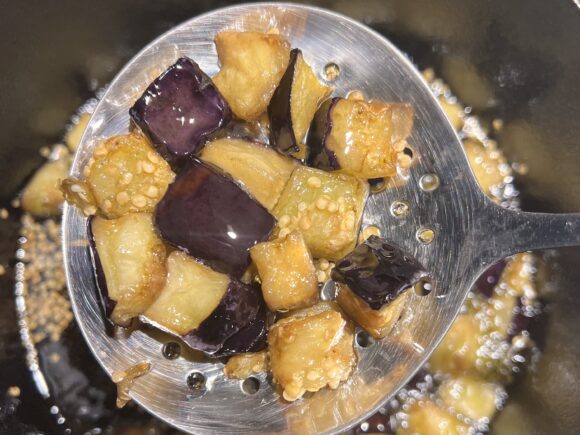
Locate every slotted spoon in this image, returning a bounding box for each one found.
[63,3,580,434]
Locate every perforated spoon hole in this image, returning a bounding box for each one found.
[355,330,375,348]
[187,372,206,393]
[162,342,181,360]
[241,377,260,395]
[390,200,410,218]
[323,62,340,81]
[414,279,433,296]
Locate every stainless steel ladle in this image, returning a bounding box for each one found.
[63,3,580,434]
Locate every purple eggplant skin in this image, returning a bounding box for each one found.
[268,49,301,155]
[182,280,264,356]
[155,158,276,278]
[306,97,341,170]
[473,260,507,298]
[130,57,231,159]
[331,236,429,310]
[213,304,269,357]
[87,217,116,322]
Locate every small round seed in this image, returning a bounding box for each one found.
[327,201,338,213]
[147,151,161,163]
[306,371,320,381]
[120,172,133,185]
[83,205,97,216]
[307,176,322,188]
[300,216,312,230]
[393,140,408,152]
[359,226,381,243]
[298,202,308,212]
[397,153,413,169]
[278,228,291,238]
[347,90,365,101]
[116,191,130,205]
[279,215,291,227]
[142,161,155,174]
[94,146,108,157]
[144,185,159,198]
[131,194,147,208]
[316,197,328,210]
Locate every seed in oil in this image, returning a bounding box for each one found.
[419,174,440,192]
[390,200,409,218]
[323,63,340,81]
[417,227,436,244]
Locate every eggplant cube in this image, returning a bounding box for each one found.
[84,132,175,218]
[308,98,414,179]
[130,57,231,158]
[144,251,265,355]
[200,138,296,211]
[331,236,428,310]
[269,302,355,401]
[268,48,332,155]
[155,159,276,278]
[213,31,291,121]
[336,283,409,338]
[89,213,167,326]
[272,166,368,260]
[250,230,318,311]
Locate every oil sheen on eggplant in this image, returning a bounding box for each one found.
[214,303,268,357]
[182,280,266,356]
[130,57,231,158]
[155,158,276,278]
[331,236,428,310]
[268,48,332,155]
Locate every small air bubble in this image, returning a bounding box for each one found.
[390,201,409,218]
[323,63,340,81]
[419,174,440,192]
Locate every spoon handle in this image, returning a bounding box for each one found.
[483,203,580,261]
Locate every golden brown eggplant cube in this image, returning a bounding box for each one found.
[251,230,318,311]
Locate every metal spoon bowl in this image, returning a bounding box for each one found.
[63,3,580,434]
